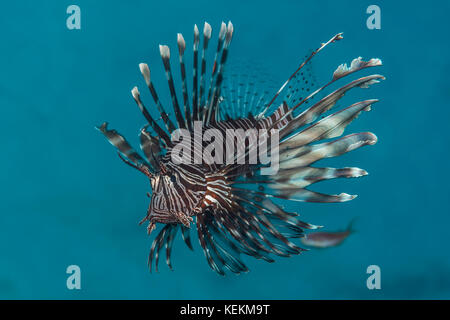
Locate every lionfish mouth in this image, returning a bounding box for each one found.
[150,208,193,228]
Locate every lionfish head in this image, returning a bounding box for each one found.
[145,161,206,234]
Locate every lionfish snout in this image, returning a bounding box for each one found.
[144,168,204,233]
[143,205,190,235]
[149,206,193,226]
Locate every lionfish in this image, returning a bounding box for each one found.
[97,21,384,275]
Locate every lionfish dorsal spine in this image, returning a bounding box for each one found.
[199,22,212,117]
[205,21,234,126]
[192,24,200,122]
[176,33,192,131]
[159,45,186,129]
[207,22,227,107]
[138,62,176,133]
[130,86,171,147]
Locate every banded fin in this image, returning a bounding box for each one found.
[283,52,317,108]
[97,122,148,167]
[131,87,172,146]
[275,166,368,188]
[281,99,378,151]
[148,224,169,272]
[138,63,176,133]
[207,22,227,105]
[258,101,294,131]
[165,225,178,270]
[181,225,194,250]
[199,22,212,116]
[333,57,382,81]
[159,45,186,129]
[233,195,305,254]
[279,132,378,169]
[177,33,192,130]
[280,75,384,138]
[205,21,234,126]
[258,32,343,119]
[268,57,384,135]
[197,214,249,275]
[192,24,200,121]
[232,166,367,192]
[233,186,356,203]
[139,126,163,170]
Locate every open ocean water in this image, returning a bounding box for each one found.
[1,0,449,299]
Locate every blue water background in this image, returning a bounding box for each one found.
[1,0,449,299]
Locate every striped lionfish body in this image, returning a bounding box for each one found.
[98,21,384,275]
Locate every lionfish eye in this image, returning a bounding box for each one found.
[170,175,176,183]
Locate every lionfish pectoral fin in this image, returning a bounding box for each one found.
[278,75,384,139]
[165,226,178,270]
[267,59,383,139]
[279,99,379,152]
[147,225,179,272]
[279,132,378,170]
[181,225,194,250]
